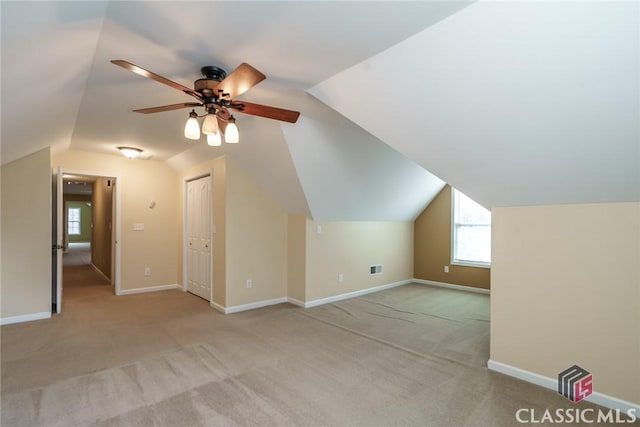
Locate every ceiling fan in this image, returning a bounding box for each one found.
[111,59,300,144]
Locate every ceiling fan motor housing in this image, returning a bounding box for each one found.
[195,66,228,98]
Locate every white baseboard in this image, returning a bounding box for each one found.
[209,279,486,313]
[212,297,289,314]
[210,301,225,313]
[413,278,490,295]
[287,297,306,308]
[117,284,179,296]
[1,311,51,326]
[301,279,413,308]
[488,360,640,413]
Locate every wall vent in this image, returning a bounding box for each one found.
[369,264,383,275]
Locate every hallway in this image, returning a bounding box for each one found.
[63,242,112,303]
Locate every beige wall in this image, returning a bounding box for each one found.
[1,148,52,318]
[491,202,640,404]
[305,220,414,301]
[53,150,179,291]
[178,155,226,306]
[414,185,490,289]
[287,213,307,302]
[225,158,288,307]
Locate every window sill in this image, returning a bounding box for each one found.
[451,260,491,269]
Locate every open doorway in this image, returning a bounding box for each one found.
[53,172,117,311]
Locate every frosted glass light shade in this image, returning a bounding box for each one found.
[202,113,218,135]
[207,131,221,146]
[184,111,201,140]
[118,147,142,159]
[225,121,239,143]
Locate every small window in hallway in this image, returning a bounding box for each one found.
[68,207,81,235]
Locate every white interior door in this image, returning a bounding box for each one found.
[186,176,212,301]
[51,166,63,313]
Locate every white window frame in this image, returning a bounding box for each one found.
[451,188,491,268]
[68,207,81,236]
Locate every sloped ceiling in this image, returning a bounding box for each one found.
[1,1,470,220]
[311,1,640,208]
[1,1,108,163]
[3,1,637,220]
[282,93,444,221]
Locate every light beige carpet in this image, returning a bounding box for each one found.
[1,270,611,426]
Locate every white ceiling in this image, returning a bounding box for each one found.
[2,1,638,219]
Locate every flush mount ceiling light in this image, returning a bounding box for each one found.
[111,60,301,147]
[117,146,142,159]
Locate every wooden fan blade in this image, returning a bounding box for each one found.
[133,102,202,114]
[111,60,202,100]
[216,63,266,99]
[231,101,300,123]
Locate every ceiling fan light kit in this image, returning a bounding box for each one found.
[201,109,219,135]
[184,110,201,140]
[224,116,239,143]
[207,131,222,147]
[111,59,300,148]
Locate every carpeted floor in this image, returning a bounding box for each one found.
[1,268,609,426]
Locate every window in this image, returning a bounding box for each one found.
[68,207,81,236]
[452,188,491,267]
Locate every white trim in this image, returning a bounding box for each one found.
[451,260,491,269]
[300,280,413,308]
[210,301,226,313]
[1,311,51,325]
[286,297,306,307]
[488,360,640,413]
[211,297,288,314]
[414,278,490,295]
[211,279,486,313]
[116,284,179,296]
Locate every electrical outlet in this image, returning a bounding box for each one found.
[444,266,449,273]
[338,274,344,283]
[144,268,151,276]
[246,279,253,289]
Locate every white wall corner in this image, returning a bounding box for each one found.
[487,360,640,414]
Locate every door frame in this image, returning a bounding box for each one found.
[55,168,122,307]
[182,171,214,301]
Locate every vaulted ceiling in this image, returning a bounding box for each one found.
[2,1,638,219]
